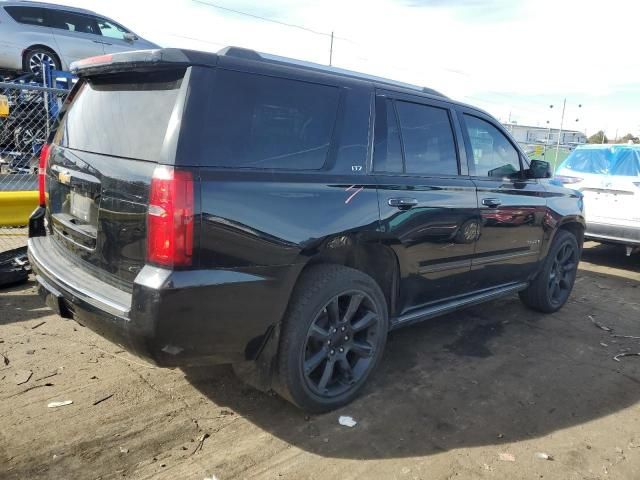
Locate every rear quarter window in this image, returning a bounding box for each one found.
[188,69,340,170]
[4,6,46,26]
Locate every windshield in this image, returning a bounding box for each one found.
[559,147,640,177]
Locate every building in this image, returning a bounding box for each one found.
[503,123,587,146]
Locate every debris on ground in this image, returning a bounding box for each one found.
[191,433,210,456]
[498,452,516,462]
[613,352,640,362]
[338,416,357,427]
[1,352,9,366]
[600,343,609,347]
[589,315,613,332]
[31,321,46,330]
[14,369,32,385]
[119,447,129,454]
[47,400,73,408]
[612,335,640,340]
[93,393,114,406]
[535,452,554,460]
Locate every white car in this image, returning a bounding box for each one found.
[0,1,158,75]
[556,144,640,255]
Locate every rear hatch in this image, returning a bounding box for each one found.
[557,145,640,226]
[46,67,188,289]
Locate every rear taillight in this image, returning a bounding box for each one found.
[147,166,194,267]
[38,144,51,206]
[554,175,583,184]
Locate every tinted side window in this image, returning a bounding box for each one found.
[47,10,100,35]
[373,97,403,173]
[463,115,521,178]
[4,6,46,26]
[395,101,458,175]
[197,70,340,170]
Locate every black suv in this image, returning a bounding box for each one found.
[28,48,585,412]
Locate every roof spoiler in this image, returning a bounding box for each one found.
[70,49,217,76]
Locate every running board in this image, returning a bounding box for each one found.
[390,282,529,330]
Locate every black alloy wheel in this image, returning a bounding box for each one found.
[302,291,380,397]
[547,241,578,307]
[519,229,580,313]
[276,265,388,412]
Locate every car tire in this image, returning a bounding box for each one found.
[276,264,388,413]
[519,230,580,313]
[22,48,61,75]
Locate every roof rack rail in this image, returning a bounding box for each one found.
[217,46,446,98]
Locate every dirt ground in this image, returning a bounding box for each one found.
[1,242,639,480]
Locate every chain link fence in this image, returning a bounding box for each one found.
[0,79,70,255]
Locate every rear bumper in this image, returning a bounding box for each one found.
[585,222,640,246]
[28,235,298,367]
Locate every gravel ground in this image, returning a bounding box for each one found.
[1,242,639,480]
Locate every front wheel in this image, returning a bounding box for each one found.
[276,265,388,413]
[519,230,580,313]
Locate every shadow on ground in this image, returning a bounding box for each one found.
[581,241,640,273]
[0,279,51,325]
[184,253,640,460]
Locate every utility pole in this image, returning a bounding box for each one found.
[329,31,334,66]
[554,98,566,167]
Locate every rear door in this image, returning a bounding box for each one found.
[45,9,105,65]
[374,91,479,314]
[46,68,188,288]
[457,108,547,289]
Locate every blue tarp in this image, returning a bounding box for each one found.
[559,145,640,176]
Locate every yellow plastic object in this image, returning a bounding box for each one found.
[0,191,39,227]
[0,94,8,117]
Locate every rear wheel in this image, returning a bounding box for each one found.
[519,230,579,313]
[23,48,60,75]
[276,265,388,412]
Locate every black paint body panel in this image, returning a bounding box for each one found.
[29,48,585,368]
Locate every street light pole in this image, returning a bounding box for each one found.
[554,98,566,167]
[329,31,334,66]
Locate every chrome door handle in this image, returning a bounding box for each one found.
[482,198,501,208]
[388,197,418,209]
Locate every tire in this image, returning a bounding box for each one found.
[519,230,579,313]
[22,47,60,75]
[276,265,388,413]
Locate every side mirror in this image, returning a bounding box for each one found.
[123,32,138,42]
[528,159,552,179]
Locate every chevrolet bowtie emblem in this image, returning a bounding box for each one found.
[58,171,71,185]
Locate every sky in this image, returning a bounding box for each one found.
[40,0,640,138]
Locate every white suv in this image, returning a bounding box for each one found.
[0,1,158,75]
[556,144,640,255]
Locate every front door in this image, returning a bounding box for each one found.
[373,93,480,315]
[46,9,105,65]
[457,109,546,289]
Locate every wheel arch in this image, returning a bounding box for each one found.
[300,239,400,318]
[234,237,400,393]
[543,217,586,258]
[22,45,62,70]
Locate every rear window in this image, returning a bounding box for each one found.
[559,147,640,177]
[191,69,340,170]
[4,6,46,25]
[55,70,184,162]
